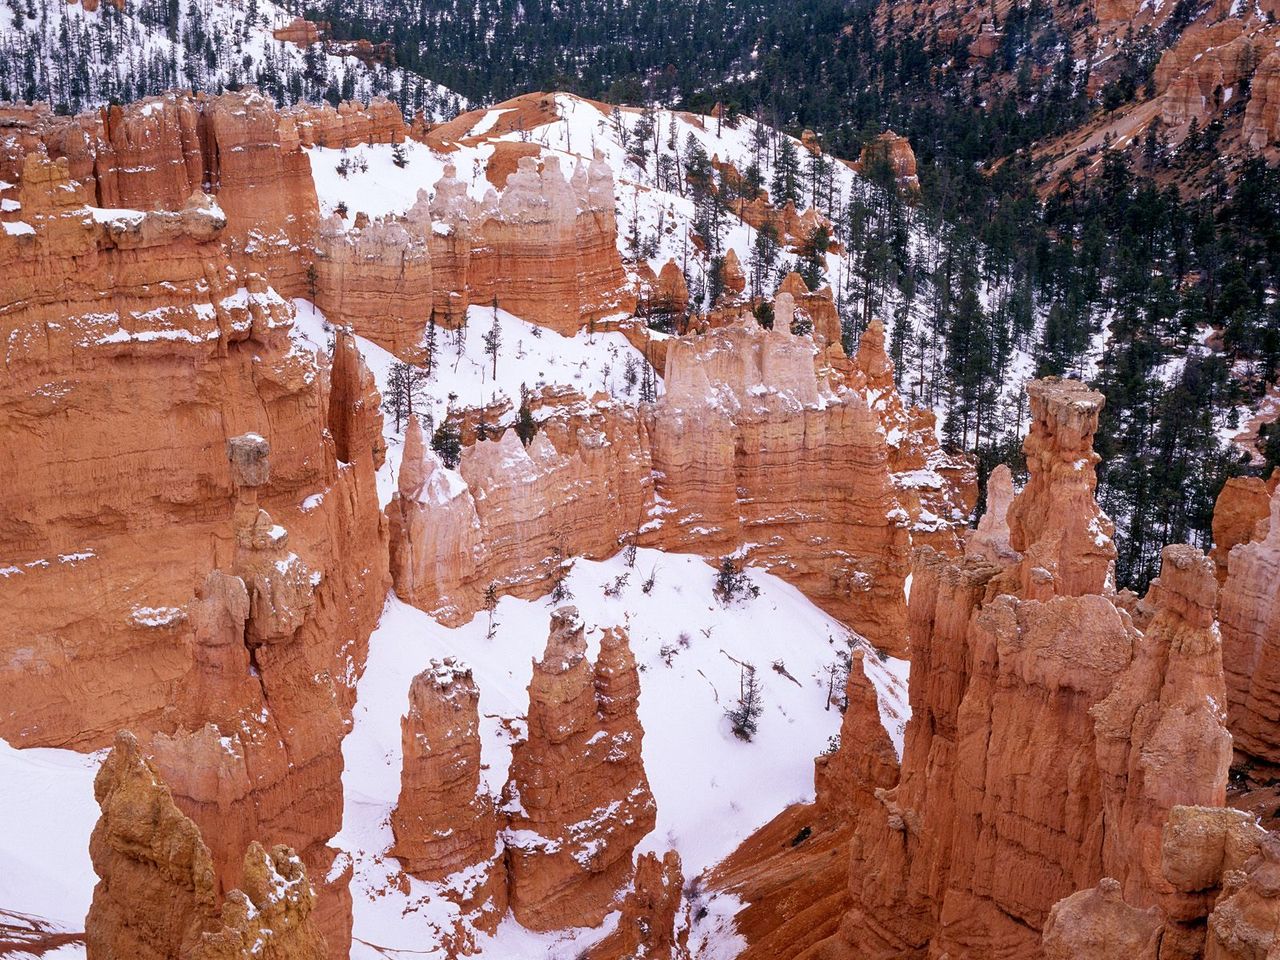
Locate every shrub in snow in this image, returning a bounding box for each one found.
[726,662,763,741]
[713,557,759,606]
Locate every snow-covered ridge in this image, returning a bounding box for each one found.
[0,0,462,120]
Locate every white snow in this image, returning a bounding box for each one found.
[0,739,102,935]
[336,549,908,958]
[289,299,656,509]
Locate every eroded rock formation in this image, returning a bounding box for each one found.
[707,653,899,958]
[0,141,388,949]
[1219,486,1280,771]
[585,851,689,960]
[386,314,970,651]
[744,377,1237,960]
[86,731,328,960]
[503,609,657,930]
[390,659,506,926]
[0,91,635,361]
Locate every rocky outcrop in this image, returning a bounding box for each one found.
[273,16,322,45]
[0,91,635,360]
[313,212,434,362]
[1042,878,1164,960]
[1219,486,1280,771]
[813,651,900,818]
[1006,377,1117,599]
[0,140,388,951]
[1246,48,1280,150]
[651,317,913,648]
[790,378,1234,960]
[1154,21,1257,129]
[585,851,689,960]
[1204,832,1280,958]
[503,609,656,930]
[387,316,965,651]
[467,153,636,335]
[1090,544,1233,943]
[856,132,920,195]
[850,318,977,559]
[388,392,652,625]
[390,659,505,926]
[966,464,1018,563]
[777,271,841,348]
[1211,474,1273,582]
[290,97,408,149]
[85,732,328,960]
[649,258,691,318]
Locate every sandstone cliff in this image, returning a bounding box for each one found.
[706,377,1238,960]
[1219,485,1280,772]
[0,91,635,362]
[386,314,970,652]
[0,140,389,949]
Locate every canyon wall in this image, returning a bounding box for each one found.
[387,314,972,651]
[703,377,1240,960]
[0,91,635,364]
[0,139,388,950]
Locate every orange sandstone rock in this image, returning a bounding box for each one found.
[1006,376,1117,599]
[1219,487,1280,771]
[965,463,1018,564]
[797,380,1232,960]
[856,132,920,196]
[1210,475,1272,582]
[503,609,657,930]
[391,659,506,927]
[1042,878,1164,960]
[85,732,328,960]
[585,851,689,960]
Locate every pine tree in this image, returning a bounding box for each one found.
[771,136,801,208]
[431,412,462,468]
[727,662,763,741]
[424,310,438,376]
[515,384,538,446]
[483,301,502,378]
[382,360,428,433]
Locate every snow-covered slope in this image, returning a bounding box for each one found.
[301,92,1073,445]
[0,0,462,119]
[338,549,909,959]
[0,739,101,953]
[0,551,908,959]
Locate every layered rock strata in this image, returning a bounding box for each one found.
[0,91,634,358]
[585,851,690,960]
[770,377,1236,960]
[0,145,388,950]
[387,315,970,651]
[1218,486,1280,770]
[502,609,657,930]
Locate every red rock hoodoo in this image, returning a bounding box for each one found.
[390,659,506,927]
[502,608,657,930]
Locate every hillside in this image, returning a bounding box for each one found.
[0,0,462,118]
